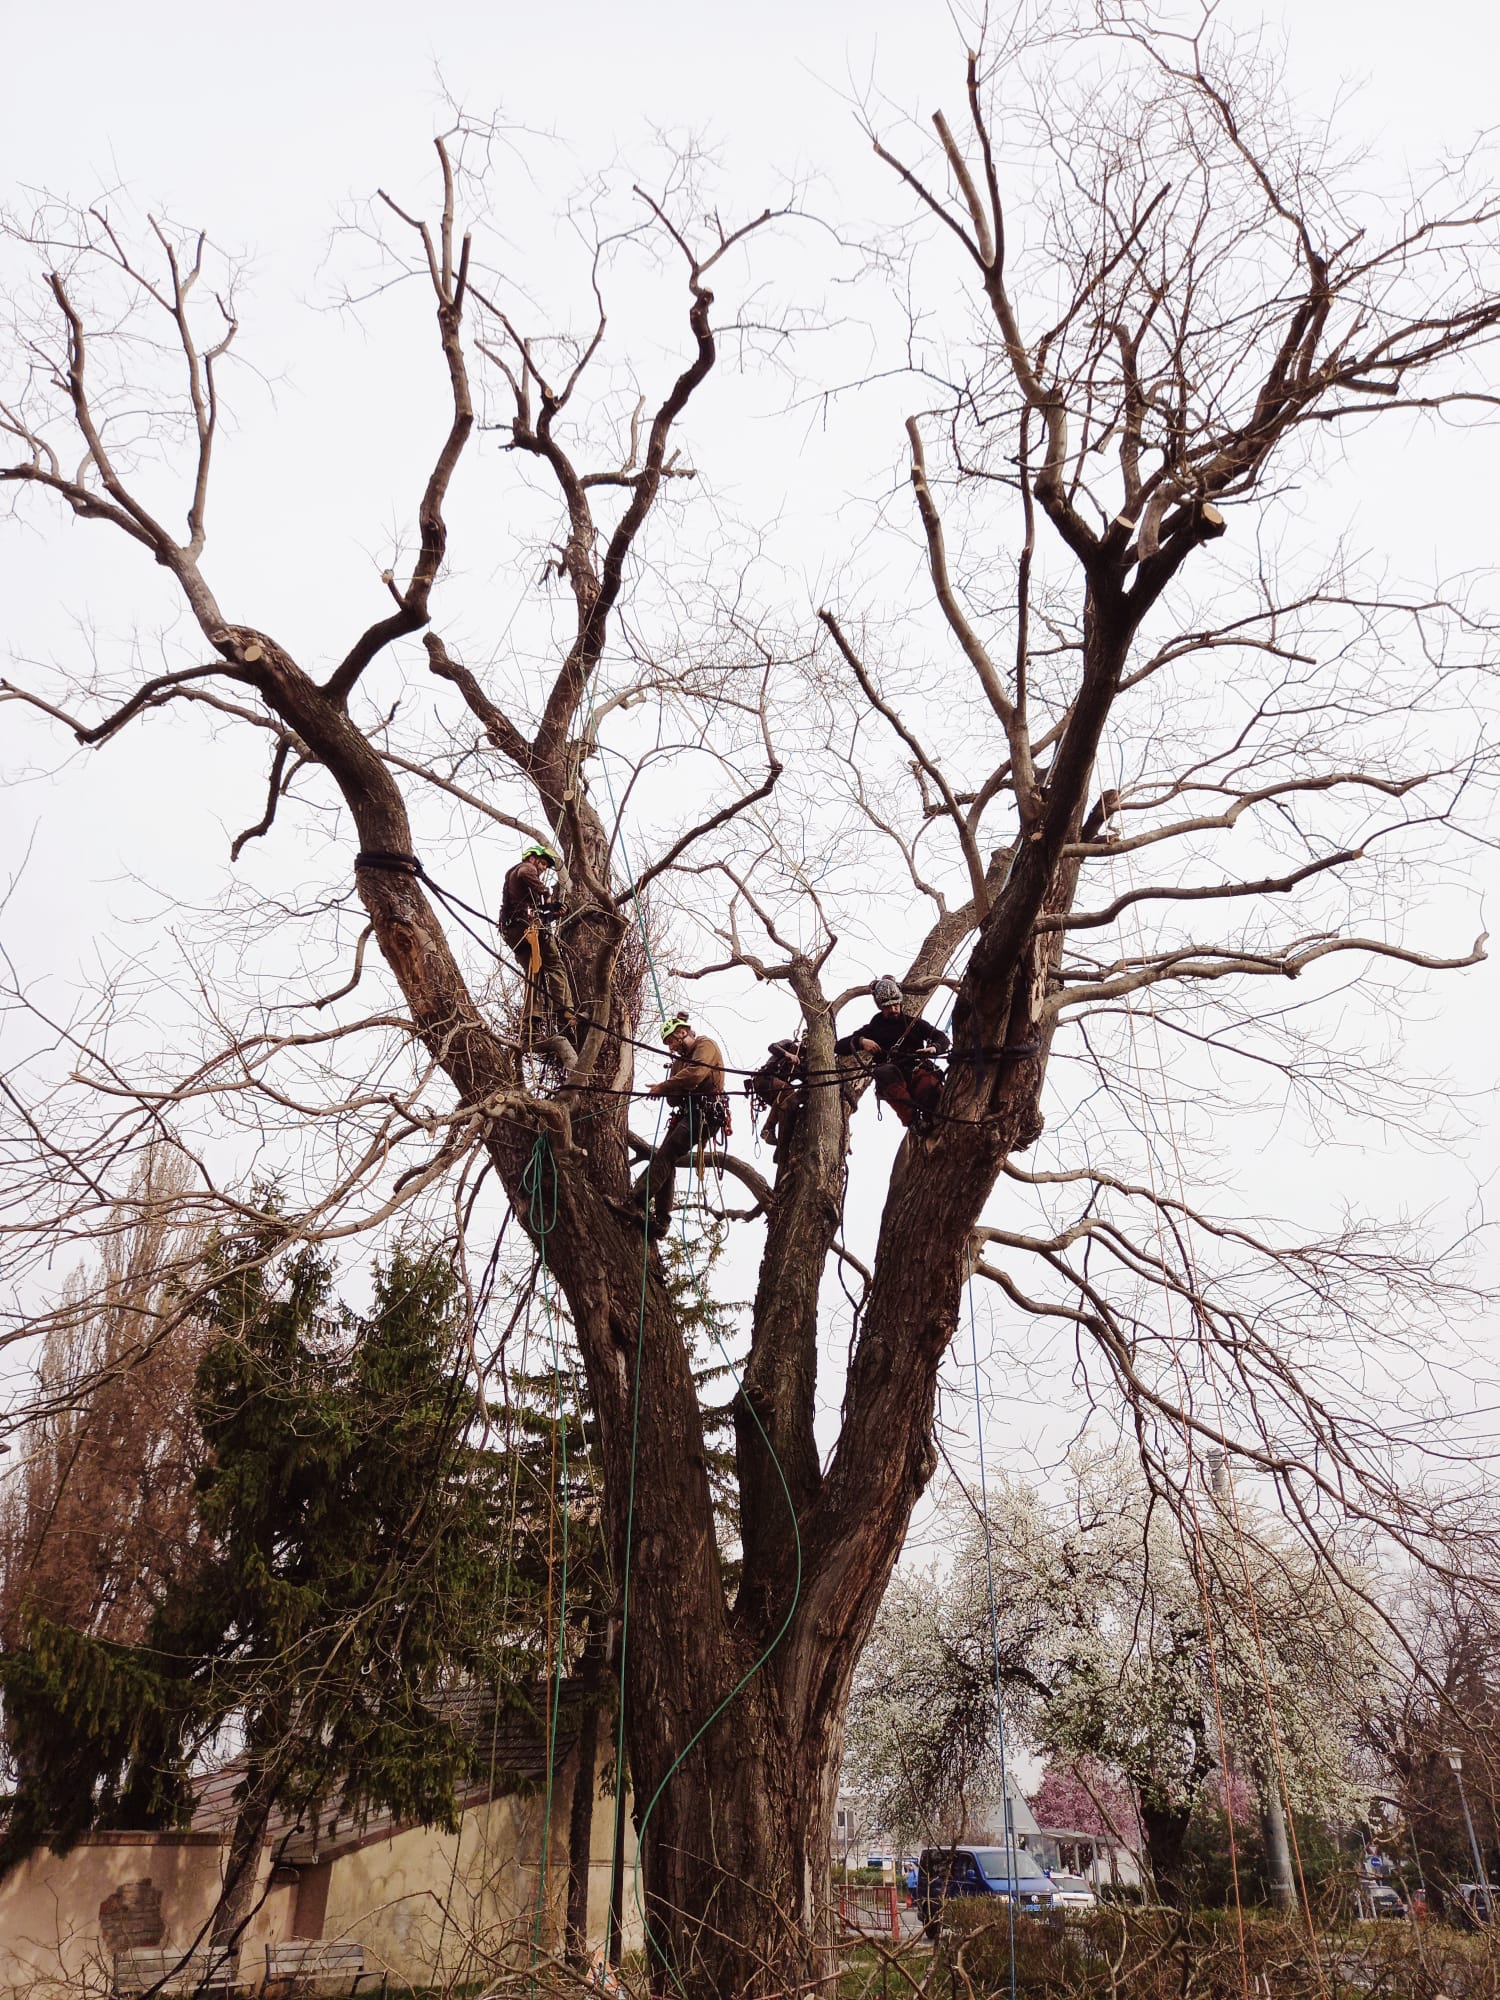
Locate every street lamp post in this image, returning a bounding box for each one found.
[1445,1749,1491,1918]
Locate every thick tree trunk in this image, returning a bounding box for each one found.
[209,1771,274,1953]
[224,582,1144,1998]
[1138,1799,1194,1910]
[627,1675,843,2000]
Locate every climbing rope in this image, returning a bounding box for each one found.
[1107,763,1329,1997]
[574,731,804,1991]
[623,1091,804,1993]
[965,1275,1019,2000]
[357,837,1030,1101]
[600,1095,664,1971]
[359,780,965,1978]
[523,1134,571,1979]
[1100,814,1252,1997]
[1113,862,1330,1988]
[580,732,669,1975]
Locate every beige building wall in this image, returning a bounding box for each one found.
[321,1774,639,1983]
[0,1835,294,1998]
[0,1780,638,1994]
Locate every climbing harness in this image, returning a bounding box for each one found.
[745,1037,803,1145]
[359,846,1036,1109]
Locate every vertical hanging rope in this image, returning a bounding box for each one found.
[1104,831,1252,2000]
[600,1095,663,1973]
[568,690,664,1970]
[624,1091,803,1997]
[524,1135,570,1981]
[548,699,800,1991]
[1122,934,1332,1985]
[966,1275,1018,2000]
[1107,760,1329,1999]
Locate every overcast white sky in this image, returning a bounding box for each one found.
[3,0,1498,1523]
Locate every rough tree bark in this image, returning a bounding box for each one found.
[1138,1798,1195,1911]
[4,24,1500,1996]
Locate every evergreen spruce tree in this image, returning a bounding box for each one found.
[0,1229,512,1945]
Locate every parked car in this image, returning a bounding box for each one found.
[1358,1884,1408,1921]
[916,1846,1054,1939]
[1454,1882,1499,1925]
[1046,1872,1097,1911]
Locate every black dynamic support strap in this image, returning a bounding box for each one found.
[355,849,424,876]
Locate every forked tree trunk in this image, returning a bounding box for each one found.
[628,1678,844,2000]
[221,530,1159,1998]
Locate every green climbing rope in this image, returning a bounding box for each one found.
[540,700,803,1990]
[628,1095,804,1995]
[525,1135,571,1978]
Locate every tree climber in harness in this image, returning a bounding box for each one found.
[746,1036,803,1155]
[835,975,951,1134]
[499,843,580,1072]
[632,1015,729,1239]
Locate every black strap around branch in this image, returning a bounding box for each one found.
[355,848,425,877]
[354,848,513,966]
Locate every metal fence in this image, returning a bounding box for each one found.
[837,1882,901,1940]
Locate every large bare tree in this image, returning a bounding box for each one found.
[3,10,1499,1991]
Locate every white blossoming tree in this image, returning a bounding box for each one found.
[848,1453,1372,1903]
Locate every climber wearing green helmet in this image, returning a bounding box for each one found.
[500,842,579,1070]
[631,1014,728,1237]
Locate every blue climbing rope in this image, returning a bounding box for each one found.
[967,1276,1018,2000]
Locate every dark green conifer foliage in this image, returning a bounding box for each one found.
[659,1220,741,1577]
[0,1229,509,1890]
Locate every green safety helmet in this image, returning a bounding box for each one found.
[522,842,559,866]
[660,1014,691,1042]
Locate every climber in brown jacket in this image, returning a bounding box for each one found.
[632,1015,728,1237]
[499,843,579,1069]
